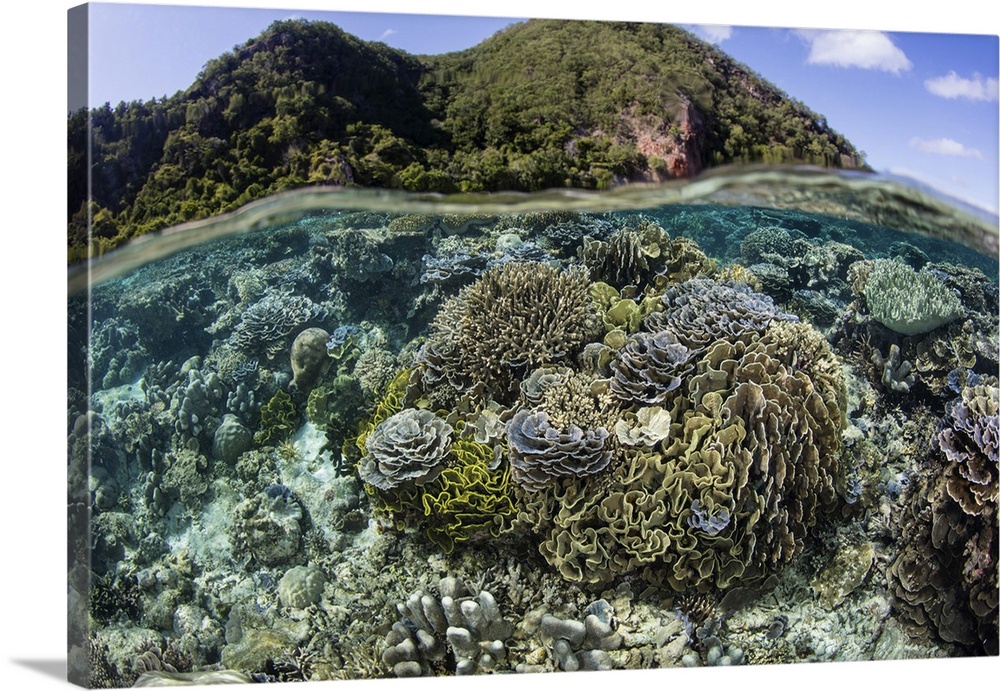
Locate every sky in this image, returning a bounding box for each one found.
[76,1,1000,214]
[0,3,998,691]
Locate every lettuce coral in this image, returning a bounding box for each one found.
[420,440,516,553]
[357,408,453,491]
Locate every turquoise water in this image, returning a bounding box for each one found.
[68,167,999,686]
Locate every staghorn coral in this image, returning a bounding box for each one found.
[415,262,600,403]
[862,259,964,335]
[380,577,514,676]
[357,408,453,491]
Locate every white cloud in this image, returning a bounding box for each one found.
[796,29,911,73]
[924,71,999,101]
[693,25,733,44]
[908,136,984,159]
[378,29,397,42]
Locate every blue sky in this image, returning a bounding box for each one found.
[80,2,999,213]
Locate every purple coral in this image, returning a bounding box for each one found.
[506,409,611,491]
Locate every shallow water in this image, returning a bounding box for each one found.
[68,167,999,686]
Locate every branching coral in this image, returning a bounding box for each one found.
[415,262,600,403]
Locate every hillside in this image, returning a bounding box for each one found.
[68,18,866,258]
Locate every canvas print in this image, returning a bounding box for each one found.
[67,2,999,688]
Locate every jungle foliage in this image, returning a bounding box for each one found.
[68,19,866,260]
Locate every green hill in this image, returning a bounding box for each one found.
[68,18,866,259]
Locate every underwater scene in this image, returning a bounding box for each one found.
[67,170,999,687]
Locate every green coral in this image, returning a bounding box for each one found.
[863,259,964,335]
[254,390,298,446]
[421,439,516,553]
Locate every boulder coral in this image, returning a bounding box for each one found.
[289,327,331,392]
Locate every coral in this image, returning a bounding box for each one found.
[862,259,964,335]
[278,565,327,609]
[520,325,844,588]
[290,327,332,392]
[740,226,805,265]
[536,601,623,672]
[871,344,916,393]
[415,262,600,403]
[888,383,998,653]
[581,220,715,295]
[811,542,875,609]
[914,321,978,396]
[940,382,999,516]
[212,414,253,463]
[609,330,696,406]
[231,487,304,566]
[357,408,453,491]
[325,325,361,361]
[157,448,211,510]
[645,277,799,353]
[420,441,516,553]
[506,408,611,492]
[380,577,514,676]
[614,406,672,447]
[168,360,226,441]
[254,390,298,446]
[90,317,148,390]
[232,291,328,356]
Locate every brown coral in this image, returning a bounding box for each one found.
[416,262,600,403]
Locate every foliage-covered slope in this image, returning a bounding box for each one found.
[68,18,865,258]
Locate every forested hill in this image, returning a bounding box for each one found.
[68,18,866,257]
